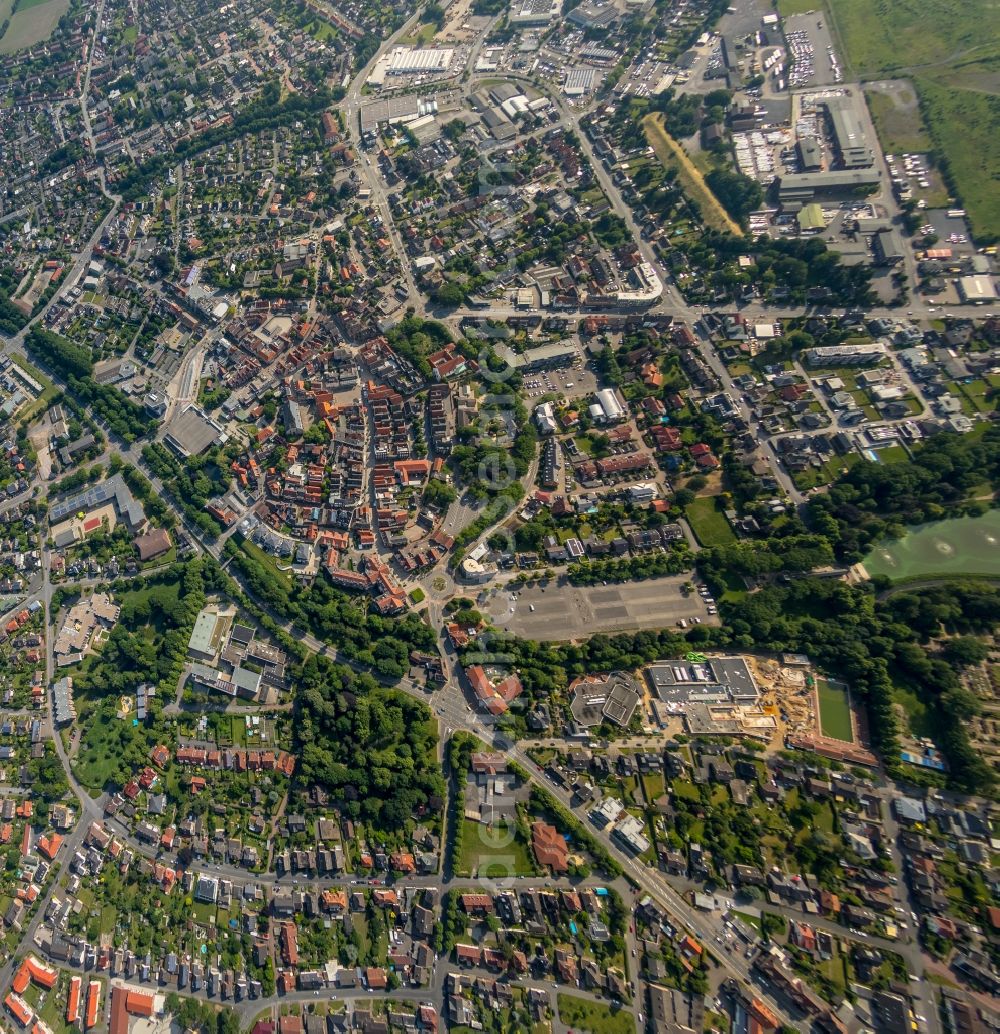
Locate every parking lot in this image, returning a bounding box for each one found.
[784,14,842,87]
[482,575,718,641]
[925,210,976,257]
[523,353,594,402]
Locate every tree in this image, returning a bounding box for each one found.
[705,168,763,224]
[941,636,990,668]
[442,118,465,143]
[431,282,466,307]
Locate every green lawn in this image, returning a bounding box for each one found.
[892,680,936,739]
[874,445,909,463]
[733,909,763,933]
[817,680,854,742]
[73,707,126,789]
[777,0,820,13]
[793,454,860,491]
[864,85,934,155]
[640,772,664,802]
[557,995,634,1034]
[99,905,117,935]
[457,818,536,878]
[953,378,996,415]
[401,20,437,44]
[671,779,701,802]
[685,496,736,547]
[239,538,294,590]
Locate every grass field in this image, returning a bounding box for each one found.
[825,0,998,79]
[864,85,934,154]
[0,0,69,52]
[893,682,938,740]
[685,496,737,546]
[818,0,1000,241]
[777,0,820,14]
[817,680,854,742]
[863,509,1000,580]
[915,81,1000,242]
[643,113,742,236]
[557,995,634,1034]
[400,20,437,44]
[239,538,294,590]
[457,818,535,878]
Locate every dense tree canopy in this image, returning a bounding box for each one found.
[296,656,445,828]
[809,425,1000,562]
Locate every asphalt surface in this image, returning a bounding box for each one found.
[483,576,716,641]
[0,16,962,1033]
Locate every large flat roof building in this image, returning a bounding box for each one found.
[958,275,998,304]
[804,342,887,367]
[187,608,232,662]
[49,474,146,530]
[495,340,578,372]
[368,46,455,86]
[164,404,226,458]
[509,0,560,24]
[776,168,880,203]
[569,673,641,729]
[821,96,873,169]
[645,656,759,705]
[53,676,76,726]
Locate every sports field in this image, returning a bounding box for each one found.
[863,510,1000,581]
[817,681,854,742]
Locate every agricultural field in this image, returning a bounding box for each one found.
[0,0,70,52]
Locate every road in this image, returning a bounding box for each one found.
[0,293,840,1034]
[79,0,108,157]
[340,8,426,309]
[0,29,960,1034]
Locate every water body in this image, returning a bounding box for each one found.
[863,509,1000,581]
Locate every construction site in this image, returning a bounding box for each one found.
[645,652,877,764]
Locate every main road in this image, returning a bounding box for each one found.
[0,35,948,1033]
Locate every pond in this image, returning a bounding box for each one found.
[863,509,1000,581]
